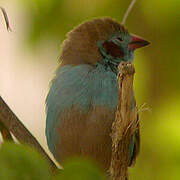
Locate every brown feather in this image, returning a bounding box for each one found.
[60,17,128,66]
[55,106,116,171]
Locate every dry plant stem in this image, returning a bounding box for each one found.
[0,96,57,172]
[110,62,139,180]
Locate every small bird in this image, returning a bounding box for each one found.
[45,17,149,171]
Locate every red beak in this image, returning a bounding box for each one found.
[128,34,150,50]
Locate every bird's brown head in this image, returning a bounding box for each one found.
[60,17,149,67]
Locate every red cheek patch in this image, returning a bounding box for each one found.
[103,41,124,58]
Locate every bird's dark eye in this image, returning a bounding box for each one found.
[117,37,123,42]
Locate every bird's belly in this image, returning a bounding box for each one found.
[55,106,116,170]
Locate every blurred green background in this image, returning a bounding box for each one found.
[0,0,179,179]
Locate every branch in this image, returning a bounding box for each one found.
[110,62,139,180]
[0,7,12,31]
[0,120,13,141]
[0,7,57,172]
[0,96,57,172]
[0,7,14,143]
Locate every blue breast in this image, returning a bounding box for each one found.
[45,63,118,154]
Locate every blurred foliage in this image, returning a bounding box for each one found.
[3,0,180,179]
[0,143,107,180]
[0,142,51,180]
[55,158,107,180]
[21,0,130,44]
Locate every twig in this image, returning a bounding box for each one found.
[0,96,57,172]
[109,62,139,180]
[122,0,136,25]
[0,6,12,31]
[0,121,13,141]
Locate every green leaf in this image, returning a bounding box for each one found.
[0,142,51,180]
[54,158,108,180]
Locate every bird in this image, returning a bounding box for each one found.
[45,17,149,171]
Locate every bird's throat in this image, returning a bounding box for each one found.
[97,56,124,74]
[97,40,126,74]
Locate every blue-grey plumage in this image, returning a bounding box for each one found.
[46,17,149,170]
